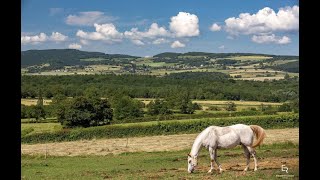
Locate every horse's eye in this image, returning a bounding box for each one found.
[188,160,191,163]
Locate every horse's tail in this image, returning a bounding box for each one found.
[250,125,266,148]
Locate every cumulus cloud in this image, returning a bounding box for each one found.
[251,34,291,44]
[210,23,221,31]
[171,40,185,48]
[124,23,170,40]
[68,43,82,49]
[169,12,200,37]
[66,11,118,26]
[76,23,123,43]
[225,6,299,35]
[21,32,68,44]
[21,33,47,44]
[50,32,68,41]
[152,38,169,45]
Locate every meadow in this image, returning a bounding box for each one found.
[22,142,299,179]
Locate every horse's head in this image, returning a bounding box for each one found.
[187,154,198,173]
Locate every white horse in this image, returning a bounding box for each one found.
[187,124,266,174]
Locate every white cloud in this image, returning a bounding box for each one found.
[21,32,68,44]
[124,23,170,40]
[171,40,185,48]
[169,12,200,37]
[76,23,123,43]
[68,43,82,49]
[251,34,291,44]
[218,45,225,49]
[50,32,68,41]
[210,23,221,31]
[131,39,145,46]
[152,38,169,45]
[225,6,299,35]
[66,11,118,26]
[21,33,47,44]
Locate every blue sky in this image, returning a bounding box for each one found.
[21,0,299,56]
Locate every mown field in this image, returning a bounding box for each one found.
[22,142,299,179]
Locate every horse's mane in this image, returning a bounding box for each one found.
[250,125,266,148]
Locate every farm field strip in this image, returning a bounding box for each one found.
[21,128,298,156]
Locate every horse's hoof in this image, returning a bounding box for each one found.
[254,168,258,171]
[219,169,223,174]
[207,169,213,174]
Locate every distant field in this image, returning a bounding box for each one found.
[21,123,62,135]
[88,65,121,71]
[226,56,273,61]
[80,57,108,62]
[236,76,285,81]
[192,100,282,106]
[21,99,52,106]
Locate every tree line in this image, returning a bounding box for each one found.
[21,72,298,102]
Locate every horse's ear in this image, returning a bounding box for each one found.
[187,153,191,157]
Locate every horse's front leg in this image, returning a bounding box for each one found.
[207,147,215,173]
[214,150,223,173]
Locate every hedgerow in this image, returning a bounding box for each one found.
[21,114,298,144]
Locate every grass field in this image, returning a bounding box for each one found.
[21,99,52,106]
[22,128,298,156]
[21,142,299,179]
[225,56,273,61]
[22,123,62,135]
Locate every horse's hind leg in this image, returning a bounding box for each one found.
[247,146,258,171]
[242,145,250,172]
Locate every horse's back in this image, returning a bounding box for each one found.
[229,124,254,146]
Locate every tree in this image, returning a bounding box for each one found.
[114,96,144,120]
[147,99,172,116]
[36,90,44,106]
[57,96,113,128]
[27,105,46,122]
[21,105,27,119]
[225,102,236,111]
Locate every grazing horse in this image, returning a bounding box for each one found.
[187,124,266,174]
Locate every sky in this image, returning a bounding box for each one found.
[21,0,299,56]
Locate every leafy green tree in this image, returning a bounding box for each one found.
[114,96,144,120]
[147,99,172,116]
[57,96,113,128]
[36,91,44,106]
[21,105,27,119]
[27,105,46,122]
